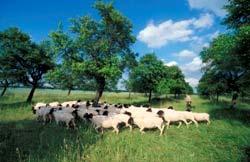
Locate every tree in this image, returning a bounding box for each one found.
[200,34,246,105]
[223,0,250,29]
[51,1,136,105]
[0,27,54,102]
[198,70,227,101]
[46,61,80,95]
[130,53,166,102]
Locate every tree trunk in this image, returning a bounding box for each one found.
[93,78,105,106]
[27,85,37,103]
[68,88,71,96]
[174,93,177,99]
[148,89,152,103]
[128,90,131,99]
[1,85,8,97]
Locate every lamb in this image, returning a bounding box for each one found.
[133,116,166,136]
[193,112,210,125]
[87,115,123,134]
[49,108,76,129]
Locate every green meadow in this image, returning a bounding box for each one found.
[0,88,250,162]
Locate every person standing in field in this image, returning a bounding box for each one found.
[185,94,192,111]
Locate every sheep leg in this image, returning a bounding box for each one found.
[140,127,145,134]
[177,121,182,128]
[181,119,189,128]
[159,125,165,136]
[129,125,133,132]
[191,119,199,127]
[166,120,171,129]
[206,119,210,125]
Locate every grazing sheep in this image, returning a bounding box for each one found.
[193,112,210,125]
[133,116,166,136]
[50,108,76,129]
[87,115,123,134]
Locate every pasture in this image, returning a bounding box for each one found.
[0,88,250,162]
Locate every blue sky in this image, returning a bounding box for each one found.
[0,0,228,88]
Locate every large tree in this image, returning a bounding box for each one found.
[0,27,54,102]
[51,1,135,105]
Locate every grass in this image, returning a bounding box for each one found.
[0,88,250,162]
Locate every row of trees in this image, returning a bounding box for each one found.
[197,0,250,102]
[0,1,193,103]
[127,54,192,102]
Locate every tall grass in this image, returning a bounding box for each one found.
[0,88,250,162]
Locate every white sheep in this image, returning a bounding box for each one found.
[50,109,76,129]
[110,114,133,131]
[176,111,198,127]
[193,112,210,125]
[48,102,60,107]
[88,115,123,134]
[32,102,47,113]
[35,106,52,124]
[61,100,79,107]
[133,116,166,136]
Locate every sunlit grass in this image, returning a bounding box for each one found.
[0,88,250,162]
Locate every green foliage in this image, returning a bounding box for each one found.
[0,27,54,101]
[200,34,245,94]
[223,0,250,29]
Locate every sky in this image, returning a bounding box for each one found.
[0,0,228,89]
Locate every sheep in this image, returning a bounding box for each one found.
[110,113,134,131]
[160,110,190,128]
[87,115,123,134]
[133,116,166,136]
[193,112,210,125]
[32,102,47,114]
[49,108,76,129]
[35,106,52,124]
[176,111,198,127]
[61,100,80,108]
[76,108,99,120]
[48,102,60,107]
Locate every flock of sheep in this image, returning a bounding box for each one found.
[32,100,210,135]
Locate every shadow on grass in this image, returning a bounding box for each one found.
[0,119,101,162]
[0,101,29,110]
[208,105,250,126]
